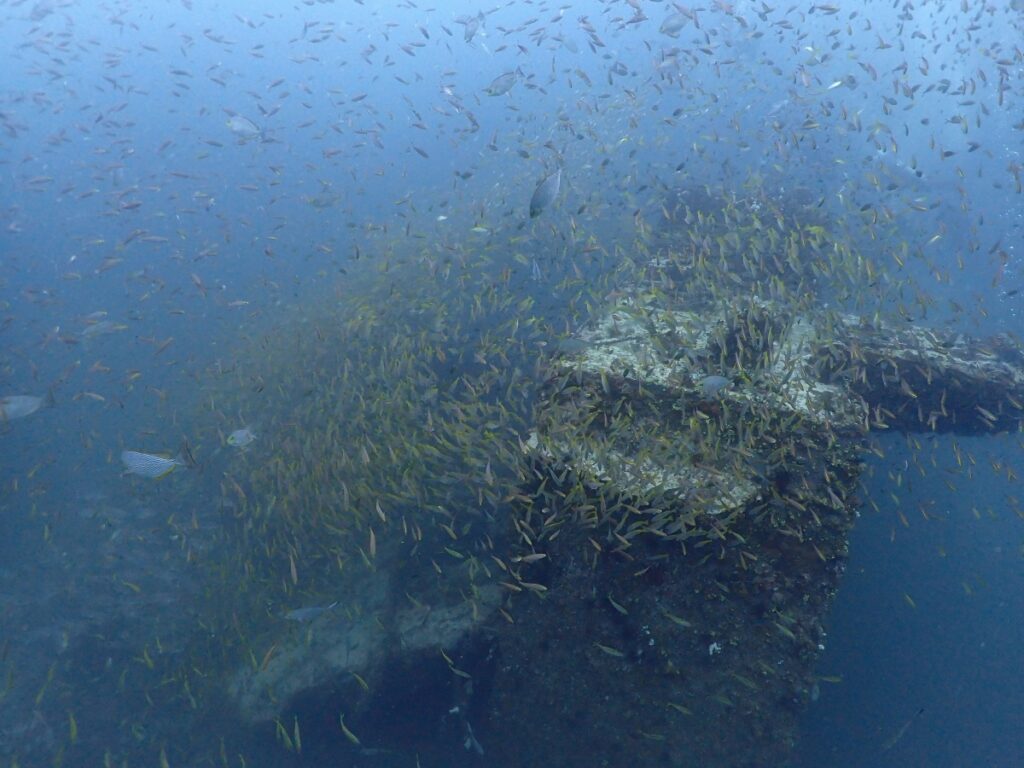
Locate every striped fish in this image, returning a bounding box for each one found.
[121,442,195,479]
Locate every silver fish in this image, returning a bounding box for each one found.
[1,393,52,421]
[529,168,561,219]
[284,601,338,622]
[484,71,517,97]
[226,115,262,139]
[80,319,127,340]
[660,12,688,37]
[227,427,257,448]
[121,442,195,479]
[699,375,732,398]
[461,11,484,42]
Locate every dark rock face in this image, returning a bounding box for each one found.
[465,292,1021,767]
[209,185,1024,766]
[224,284,1023,767]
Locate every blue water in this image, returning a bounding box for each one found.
[796,434,1024,767]
[2,1,1024,766]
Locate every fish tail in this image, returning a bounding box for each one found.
[44,387,57,409]
[176,439,198,469]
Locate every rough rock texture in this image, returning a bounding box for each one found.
[230,571,502,724]
[224,292,1023,767]
[474,295,1023,768]
[823,316,1024,434]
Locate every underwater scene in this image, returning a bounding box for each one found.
[2,1,1023,766]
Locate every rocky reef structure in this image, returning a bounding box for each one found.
[227,284,1023,767]
[476,295,1024,767]
[216,184,1022,767]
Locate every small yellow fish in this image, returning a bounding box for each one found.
[593,642,625,658]
[338,713,361,745]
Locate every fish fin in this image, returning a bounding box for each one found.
[177,439,198,469]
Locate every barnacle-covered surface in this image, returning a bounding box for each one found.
[527,294,868,534]
[472,289,1024,767]
[215,214,1024,766]
[473,292,864,767]
[221,284,1024,766]
[814,317,1024,433]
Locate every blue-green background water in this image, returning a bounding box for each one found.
[797,434,1024,767]
[2,0,1023,766]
